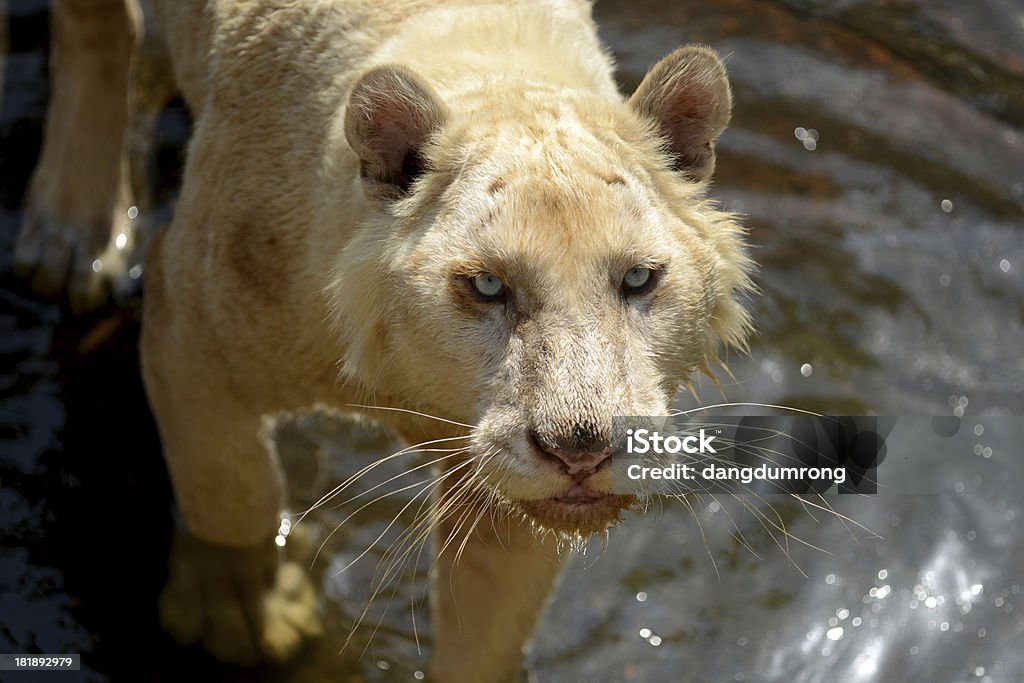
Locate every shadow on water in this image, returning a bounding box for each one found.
[1,0,1023,681]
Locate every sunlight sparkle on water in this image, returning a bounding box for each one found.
[854,648,879,678]
[794,126,819,151]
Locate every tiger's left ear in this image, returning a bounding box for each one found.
[628,46,732,182]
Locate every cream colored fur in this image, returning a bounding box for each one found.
[22,1,752,680]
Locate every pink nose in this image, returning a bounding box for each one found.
[529,430,612,477]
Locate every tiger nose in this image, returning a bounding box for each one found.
[528,429,613,477]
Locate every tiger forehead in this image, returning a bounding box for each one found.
[474,174,651,247]
[452,201,673,285]
[487,170,626,196]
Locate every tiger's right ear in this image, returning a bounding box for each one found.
[344,66,448,199]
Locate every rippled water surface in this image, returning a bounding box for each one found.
[1,1,1022,681]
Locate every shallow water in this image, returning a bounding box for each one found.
[1,1,1022,681]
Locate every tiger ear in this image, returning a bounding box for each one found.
[344,65,448,199]
[628,46,732,182]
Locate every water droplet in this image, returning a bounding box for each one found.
[376,660,390,670]
[649,635,662,647]
[999,259,1011,273]
[414,671,425,680]
[127,205,139,220]
[826,627,844,641]
[878,569,888,580]
[975,667,985,677]
[794,127,807,140]
[274,534,286,547]
[129,264,143,279]
[803,137,817,151]
[800,363,813,377]
[636,591,648,602]
[941,199,954,213]
[92,259,103,273]
[974,424,984,436]
[939,273,951,287]
[115,233,128,250]
[639,628,652,639]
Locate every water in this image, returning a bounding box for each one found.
[1,1,1022,681]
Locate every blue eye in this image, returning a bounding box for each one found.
[622,266,653,293]
[472,273,505,299]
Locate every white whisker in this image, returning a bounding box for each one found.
[345,403,474,429]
